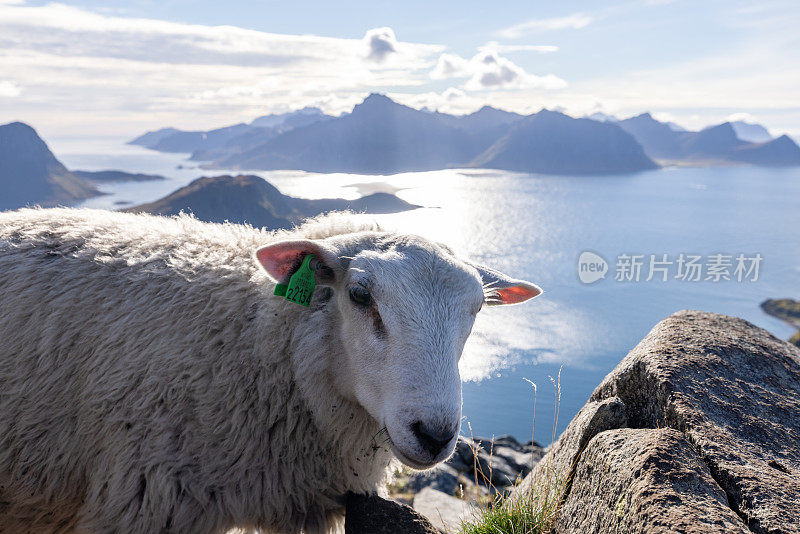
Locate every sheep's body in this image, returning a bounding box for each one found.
[0,208,394,533]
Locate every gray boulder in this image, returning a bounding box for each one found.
[556,428,749,533]
[447,436,544,491]
[521,396,627,497]
[412,487,475,533]
[523,310,800,534]
[406,464,463,496]
[345,492,443,534]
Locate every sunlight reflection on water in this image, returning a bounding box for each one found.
[264,169,596,381]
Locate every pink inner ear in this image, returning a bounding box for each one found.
[255,245,306,282]
[496,284,542,304]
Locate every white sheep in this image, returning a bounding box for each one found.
[0,208,541,533]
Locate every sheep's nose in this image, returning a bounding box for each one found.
[410,420,455,458]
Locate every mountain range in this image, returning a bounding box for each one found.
[0,121,419,227]
[129,107,333,162]
[616,113,800,165]
[211,95,658,175]
[131,94,800,174]
[126,174,419,229]
[471,110,657,174]
[214,94,502,174]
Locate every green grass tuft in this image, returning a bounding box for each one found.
[458,474,564,534]
[789,330,800,347]
[458,367,565,534]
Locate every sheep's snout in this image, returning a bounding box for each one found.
[410,420,457,458]
[385,406,460,469]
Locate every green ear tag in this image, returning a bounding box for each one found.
[284,254,316,307]
[273,283,288,297]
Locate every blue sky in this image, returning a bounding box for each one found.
[1,0,798,141]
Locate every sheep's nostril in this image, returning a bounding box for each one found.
[410,420,455,458]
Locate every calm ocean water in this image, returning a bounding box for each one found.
[57,139,800,444]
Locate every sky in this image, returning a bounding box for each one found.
[1,0,799,142]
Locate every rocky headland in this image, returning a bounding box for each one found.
[761,298,800,347]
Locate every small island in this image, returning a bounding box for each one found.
[126,174,420,230]
[761,298,800,346]
[73,170,165,183]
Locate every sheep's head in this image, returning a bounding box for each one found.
[255,232,540,469]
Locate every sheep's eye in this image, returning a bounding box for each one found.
[349,286,371,307]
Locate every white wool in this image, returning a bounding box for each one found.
[0,209,393,533]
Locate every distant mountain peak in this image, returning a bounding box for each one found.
[3,121,36,132]
[1,121,52,145]
[698,122,739,140]
[586,111,619,123]
[352,93,401,112]
[534,108,567,118]
[459,106,523,127]
[294,106,324,115]
[471,111,658,175]
[730,120,773,144]
[471,105,520,118]
[362,93,393,104]
[728,132,800,166]
[679,121,746,157]
[0,121,99,209]
[349,93,412,119]
[128,127,182,147]
[702,121,735,132]
[249,107,327,129]
[475,105,514,115]
[771,134,797,147]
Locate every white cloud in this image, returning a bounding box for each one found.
[726,112,758,123]
[478,41,559,54]
[430,53,471,79]
[562,41,800,133]
[467,54,566,91]
[390,87,480,114]
[0,5,434,68]
[651,111,681,124]
[4,1,796,141]
[498,13,593,39]
[442,87,468,101]
[431,50,567,91]
[362,27,398,63]
[0,80,21,97]
[0,3,443,135]
[467,51,527,89]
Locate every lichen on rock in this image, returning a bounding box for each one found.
[521,310,800,534]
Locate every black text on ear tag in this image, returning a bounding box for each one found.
[283,254,316,307]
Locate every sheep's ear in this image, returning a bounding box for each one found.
[254,239,341,285]
[471,263,542,306]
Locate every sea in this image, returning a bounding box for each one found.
[54,137,800,445]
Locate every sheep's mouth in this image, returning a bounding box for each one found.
[385,431,438,470]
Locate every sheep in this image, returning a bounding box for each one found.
[0,207,541,533]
